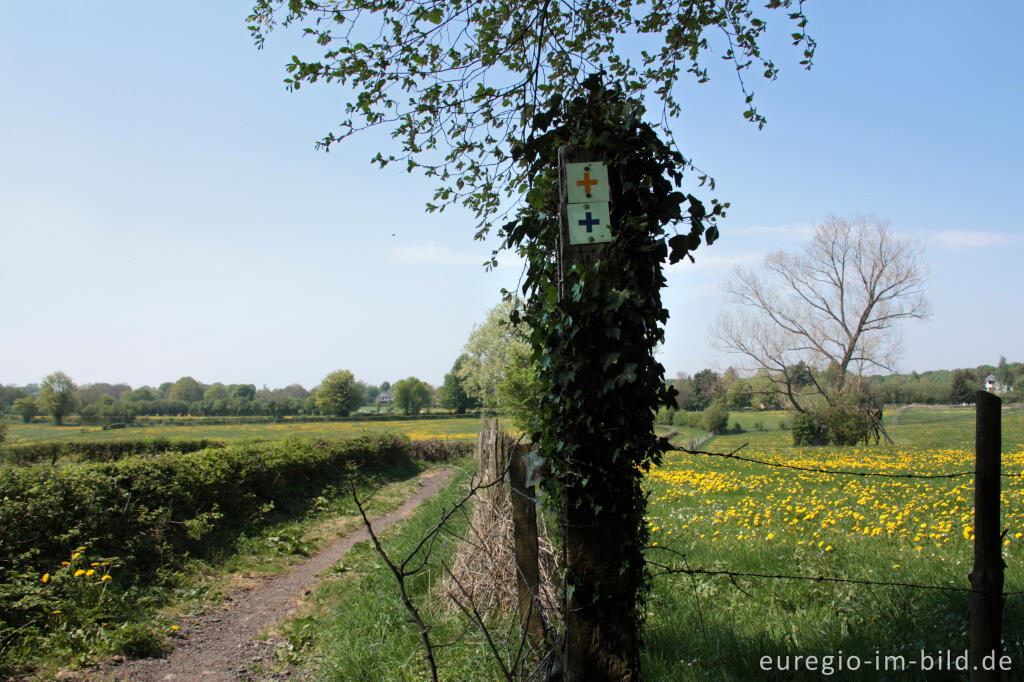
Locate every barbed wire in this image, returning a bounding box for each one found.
[669,444,1024,479]
[646,556,1024,598]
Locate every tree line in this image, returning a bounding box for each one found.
[0,370,481,426]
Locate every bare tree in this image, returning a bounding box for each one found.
[712,216,930,412]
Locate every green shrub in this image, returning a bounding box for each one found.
[791,407,869,446]
[701,403,729,433]
[655,406,675,425]
[672,410,701,428]
[408,439,474,462]
[4,438,227,466]
[791,412,818,445]
[0,434,416,660]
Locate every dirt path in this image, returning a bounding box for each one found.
[75,467,456,681]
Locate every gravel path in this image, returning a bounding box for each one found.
[73,467,456,681]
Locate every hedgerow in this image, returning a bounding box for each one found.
[3,438,227,466]
[0,435,466,673]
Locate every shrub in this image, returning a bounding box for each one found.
[701,403,729,433]
[408,439,474,462]
[791,407,869,446]
[0,434,417,660]
[654,406,675,425]
[672,410,701,428]
[4,438,227,466]
[791,412,818,445]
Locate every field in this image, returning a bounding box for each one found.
[641,407,1024,679]
[3,416,486,446]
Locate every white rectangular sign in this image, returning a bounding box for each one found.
[567,202,612,245]
[565,162,610,204]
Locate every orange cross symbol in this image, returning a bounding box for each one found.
[576,171,599,194]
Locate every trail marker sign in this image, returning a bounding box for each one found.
[567,202,612,244]
[565,162,610,203]
[562,160,612,245]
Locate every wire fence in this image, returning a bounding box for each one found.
[659,442,1023,599]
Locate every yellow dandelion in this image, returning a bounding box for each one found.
[74,569,86,577]
[101,574,112,582]
[71,552,81,559]
[90,562,100,567]
[41,573,50,583]
[52,610,61,615]
[61,561,70,566]
[85,569,96,577]
[171,625,179,631]
[76,546,86,551]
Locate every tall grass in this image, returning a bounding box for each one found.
[276,464,517,681]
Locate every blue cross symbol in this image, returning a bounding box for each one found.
[578,212,600,233]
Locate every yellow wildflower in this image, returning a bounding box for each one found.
[52,610,61,614]
[85,569,96,577]
[41,573,50,583]
[71,552,81,559]
[74,569,86,577]
[101,574,112,582]
[61,561,70,566]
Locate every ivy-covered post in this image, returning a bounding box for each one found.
[508,77,721,681]
[556,142,643,680]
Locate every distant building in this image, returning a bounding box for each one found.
[984,375,1013,393]
[377,390,394,404]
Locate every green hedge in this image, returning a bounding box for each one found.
[0,435,471,673]
[3,438,227,466]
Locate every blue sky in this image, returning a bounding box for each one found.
[1,1,1020,390]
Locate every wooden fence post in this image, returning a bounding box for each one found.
[970,390,1004,681]
[508,443,544,642]
[477,419,507,501]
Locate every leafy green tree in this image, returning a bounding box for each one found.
[996,356,1014,388]
[39,371,77,425]
[701,401,729,433]
[249,2,818,677]
[439,355,478,414]
[249,0,814,237]
[0,385,28,411]
[950,370,973,404]
[167,376,205,404]
[315,370,362,417]
[230,384,256,401]
[392,377,432,416]
[693,368,722,411]
[12,396,39,423]
[457,299,536,415]
[125,386,158,402]
[204,383,229,401]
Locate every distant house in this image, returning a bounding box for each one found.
[377,390,394,404]
[984,375,1013,393]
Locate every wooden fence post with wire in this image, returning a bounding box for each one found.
[477,421,544,642]
[970,390,1004,681]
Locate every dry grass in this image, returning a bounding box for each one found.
[435,482,560,634]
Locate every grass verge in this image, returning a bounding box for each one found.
[268,459,521,681]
